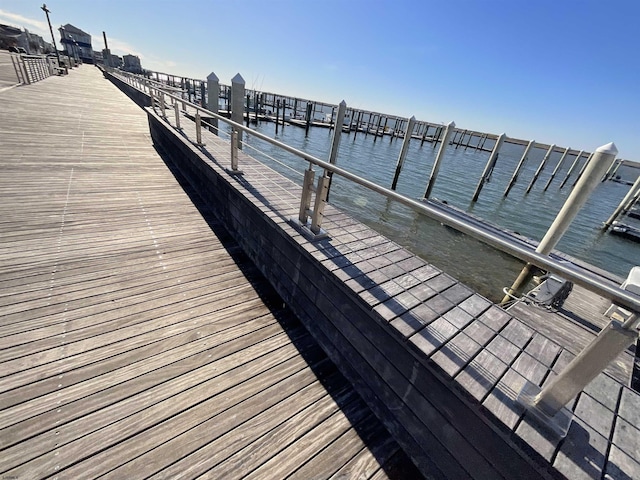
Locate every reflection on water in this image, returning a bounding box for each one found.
[229,121,638,301]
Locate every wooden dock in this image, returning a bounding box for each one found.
[0,66,423,479]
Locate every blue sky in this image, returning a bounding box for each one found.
[2,0,639,160]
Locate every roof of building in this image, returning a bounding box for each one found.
[60,24,91,38]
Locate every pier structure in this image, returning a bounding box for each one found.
[1,65,640,479]
[144,68,640,203]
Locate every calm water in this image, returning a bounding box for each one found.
[228,120,638,301]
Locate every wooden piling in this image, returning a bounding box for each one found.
[543,146,571,191]
[559,150,583,189]
[472,133,506,202]
[420,124,429,146]
[504,140,535,197]
[281,99,286,129]
[354,111,361,140]
[275,99,280,134]
[608,159,623,181]
[231,73,245,148]
[432,126,442,148]
[479,135,488,151]
[424,121,455,199]
[254,91,259,122]
[464,132,473,150]
[602,175,640,230]
[389,118,398,143]
[206,72,219,134]
[526,144,556,194]
[246,94,251,127]
[391,116,416,190]
[305,102,312,136]
[602,158,618,182]
[573,152,594,187]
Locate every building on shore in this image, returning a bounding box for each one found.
[101,50,123,68]
[59,24,93,64]
[123,54,142,73]
[0,24,53,54]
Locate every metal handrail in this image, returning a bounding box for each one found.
[110,68,640,317]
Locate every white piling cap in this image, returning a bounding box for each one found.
[207,72,219,81]
[447,121,455,127]
[231,73,245,85]
[596,142,618,155]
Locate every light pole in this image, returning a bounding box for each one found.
[40,4,64,73]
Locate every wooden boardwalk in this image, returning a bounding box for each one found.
[0,67,423,479]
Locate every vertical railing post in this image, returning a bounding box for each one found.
[310,174,330,235]
[391,116,416,190]
[174,102,181,130]
[159,91,167,118]
[519,313,638,436]
[559,150,584,189]
[504,140,535,197]
[502,142,618,304]
[195,111,204,146]
[472,133,506,202]
[424,121,455,199]
[230,130,240,171]
[149,87,155,113]
[298,166,316,225]
[19,56,30,84]
[10,54,23,84]
[602,175,640,230]
[526,144,556,193]
[543,146,571,191]
[207,72,219,135]
[231,73,245,149]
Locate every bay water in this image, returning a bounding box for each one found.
[229,120,638,301]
